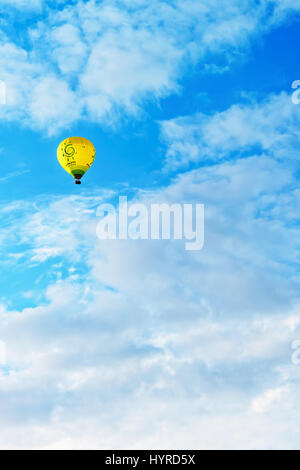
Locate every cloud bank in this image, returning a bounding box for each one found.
[1,89,300,448]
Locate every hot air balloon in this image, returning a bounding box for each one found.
[57,137,95,184]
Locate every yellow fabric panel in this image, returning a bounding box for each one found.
[57,137,95,178]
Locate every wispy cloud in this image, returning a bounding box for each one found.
[160,92,300,169]
[0,169,29,183]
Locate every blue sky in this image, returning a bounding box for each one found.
[1,0,300,449]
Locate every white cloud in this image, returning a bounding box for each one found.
[80,26,182,120]
[28,76,82,134]
[47,23,88,75]
[251,386,290,414]
[0,0,300,133]
[160,92,300,168]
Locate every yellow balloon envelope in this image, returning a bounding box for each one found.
[57,137,95,184]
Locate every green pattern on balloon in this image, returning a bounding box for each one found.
[64,144,75,157]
